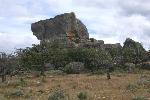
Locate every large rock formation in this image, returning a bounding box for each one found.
[141,62,150,70]
[122,38,146,64]
[123,38,145,50]
[144,51,150,61]
[31,12,89,44]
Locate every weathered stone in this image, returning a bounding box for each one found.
[82,39,104,49]
[97,40,104,45]
[141,62,150,70]
[144,51,150,61]
[104,43,122,51]
[44,63,55,70]
[64,62,85,74]
[31,12,89,44]
[147,51,150,60]
[122,38,146,64]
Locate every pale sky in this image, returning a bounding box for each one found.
[0,0,150,53]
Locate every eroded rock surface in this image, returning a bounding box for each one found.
[31,12,89,44]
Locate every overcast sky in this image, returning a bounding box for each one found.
[0,0,150,53]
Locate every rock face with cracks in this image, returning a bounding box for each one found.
[31,12,89,44]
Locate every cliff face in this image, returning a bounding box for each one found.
[123,38,145,50]
[122,38,146,64]
[31,12,89,44]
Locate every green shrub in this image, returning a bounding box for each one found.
[4,91,24,98]
[126,83,139,92]
[67,48,112,70]
[48,90,66,100]
[64,64,73,74]
[19,78,27,86]
[137,75,150,88]
[132,96,148,100]
[91,69,105,75]
[77,92,87,100]
[147,89,150,93]
[18,43,112,72]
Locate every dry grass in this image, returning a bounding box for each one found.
[0,71,150,100]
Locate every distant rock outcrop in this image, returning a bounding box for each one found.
[82,39,105,49]
[122,38,146,64]
[104,43,122,51]
[31,12,89,44]
[141,62,150,70]
[31,12,123,50]
[144,51,150,61]
[30,12,150,71]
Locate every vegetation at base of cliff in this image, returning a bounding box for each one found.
[1,38,148,75]
[17,41,112,72]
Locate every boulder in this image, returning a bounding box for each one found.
[123,38,146,52]
[141,62,150,70]
[82,39,104,49]
[104,43,122,51]
[144,51,150,61]
[64,62,85,74]
[44,63,55,70]
[31,12,89,44]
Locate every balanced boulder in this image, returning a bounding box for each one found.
[31,12,89,44]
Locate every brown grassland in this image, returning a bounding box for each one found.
[0,70,150,100]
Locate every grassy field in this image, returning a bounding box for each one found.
[0,70,150,100]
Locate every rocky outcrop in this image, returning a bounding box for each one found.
[123,38,145,51]
[104,43,122,51]
[82,39,104,49]
[31,12,123,50]
[141,62,150,70]
[122,38,146,64]
[144,51,150,61]
[31,13,149,71]
[31,12,89,44]
[82,39,122,51]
